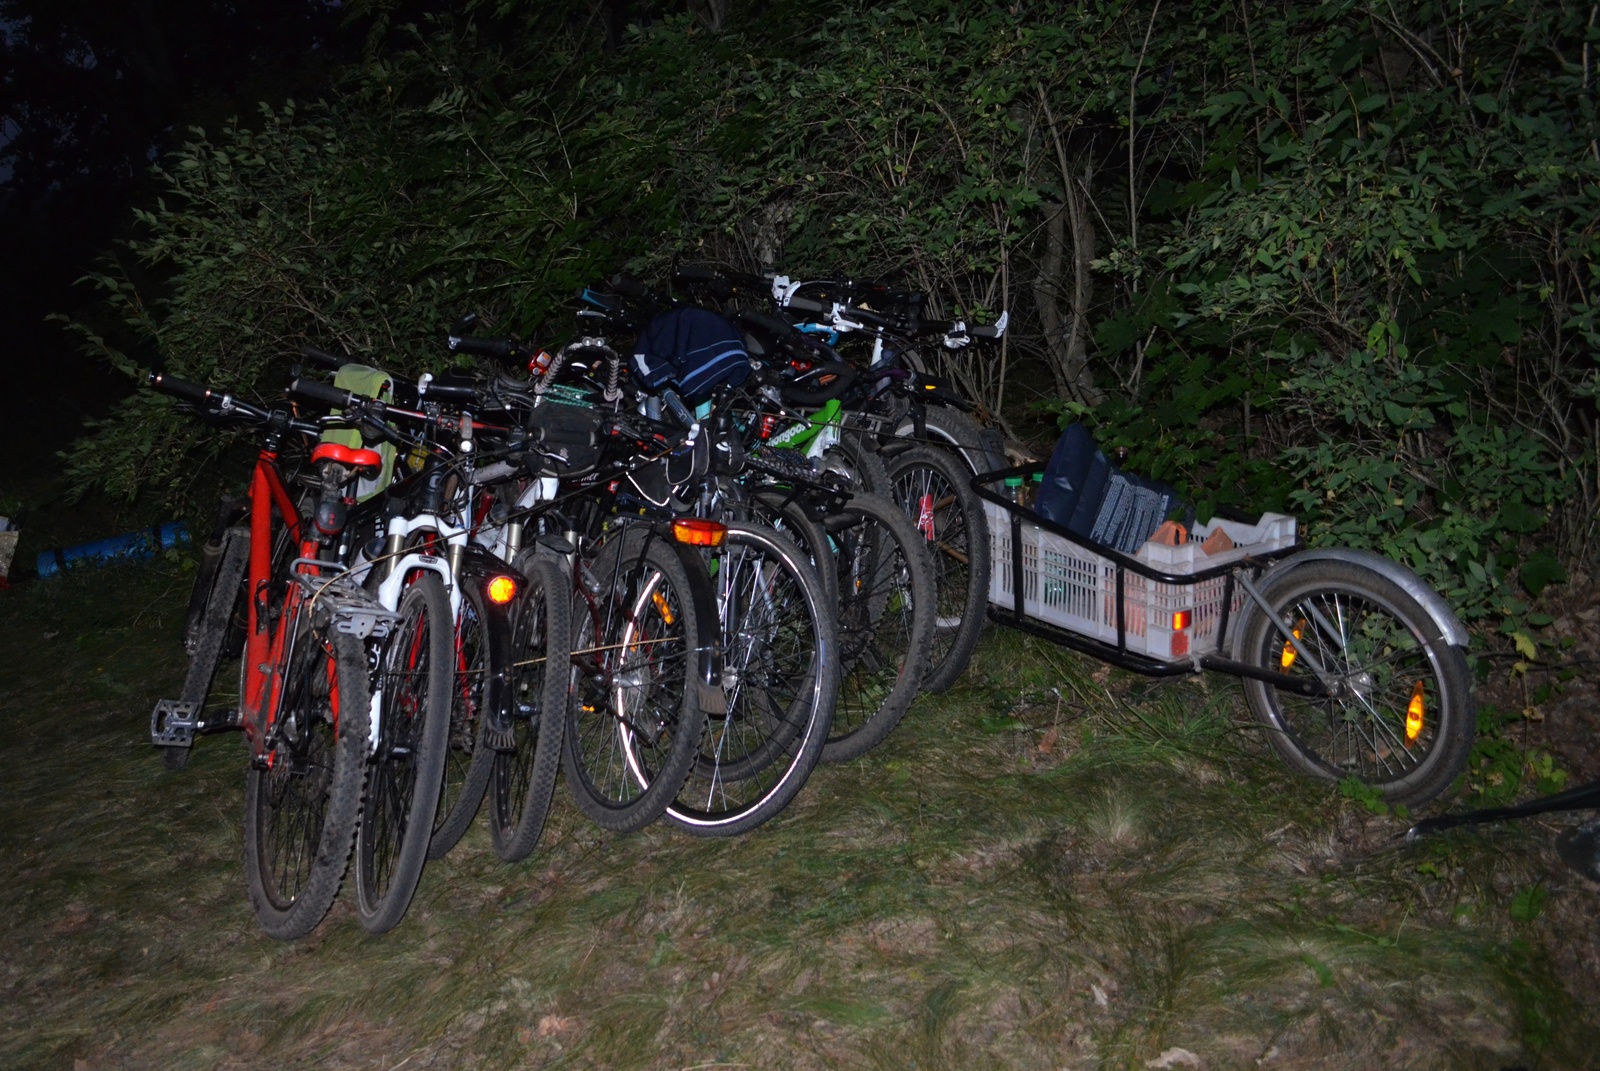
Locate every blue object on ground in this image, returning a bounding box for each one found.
[36,522,190,578]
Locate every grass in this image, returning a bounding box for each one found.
[1,555,1596,1070]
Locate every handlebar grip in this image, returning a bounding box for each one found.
[419,381,482,403]
[609,274,655,302]
[148,372,214,405]
[660,389,696,429]
[779,362,858,408]
[674,263,722,283]
[919,318,1005,340]
[739,309,799,338]
[783,295,828,315]
[534,423,598,448]
[288,377,357,410]
[299,345,346,370]
[448,335,517,360]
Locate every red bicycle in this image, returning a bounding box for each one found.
[149,373,388,939]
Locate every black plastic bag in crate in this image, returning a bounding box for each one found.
[1036,422,1188,555]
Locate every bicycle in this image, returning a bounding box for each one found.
[288,370,546,925]
[148,373,378,939]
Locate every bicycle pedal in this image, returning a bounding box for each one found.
[150,699,200,748]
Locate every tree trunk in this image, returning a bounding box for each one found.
[1031,173,1103,406]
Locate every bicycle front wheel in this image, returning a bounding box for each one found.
[428,584,495,860]
[887,445,989,692]
[665,523,838,837]
[355,571,452,934]
[820,493,935,763]
[243,601,370,941]
[490,552,571,862]
[163,525,250,771]
[1236,560,1475,806]
[564,528,707,832]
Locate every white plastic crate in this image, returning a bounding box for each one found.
[985,501,1296,663]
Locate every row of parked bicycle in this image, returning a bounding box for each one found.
[150,265,1013,939]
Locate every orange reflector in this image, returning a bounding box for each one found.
[651,590,676,625]
[1171,610,1192,631]
[486,575,519,605]
[1406,681,1425,741]
[671,518,727,547]
[1280,621,1304,669]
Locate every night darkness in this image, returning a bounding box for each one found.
[0,0,362,543]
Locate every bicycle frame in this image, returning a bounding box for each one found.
[240,444,313,757]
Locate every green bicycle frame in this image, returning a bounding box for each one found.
[767,398,842,452]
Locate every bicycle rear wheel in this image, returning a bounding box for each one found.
[355,571,452,934]
[887,446,989,692]
[243,600,370,941]
[564,528,707,832]
[665,523,837,837]
[820,493,936,763]
[490,552,571,862]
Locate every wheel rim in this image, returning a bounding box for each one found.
[252,621,340,911]
[890,460,971,645]
[571,564,689,809]
[671,538,821,822]
[361,588,436,908]
[436,599,488,837]
[830,512,918,745]
[495,586,552,830]
[1259,586,1446,784]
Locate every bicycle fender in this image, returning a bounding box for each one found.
[1263,547,1470,649]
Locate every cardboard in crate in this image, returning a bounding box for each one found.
[985,502,1296,662]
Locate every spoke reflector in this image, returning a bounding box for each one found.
[485,574,518,604]
[652,590,676,625]
[1280,620,1305,669]
[1406,681,1425,741]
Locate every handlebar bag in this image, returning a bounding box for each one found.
[319,363,397,502]
[632,307,751,403]
[526,397,602,478]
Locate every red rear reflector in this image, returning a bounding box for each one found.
[486,575,518,604]
[671,518,727,547]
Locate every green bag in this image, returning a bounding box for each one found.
[318,364,397,502]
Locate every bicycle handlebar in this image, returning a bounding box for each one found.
[149,372,216,406]
[299,345,346,370]
[148,372,321,436]
[447,334,519,361]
